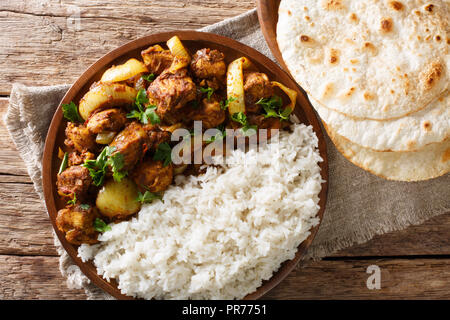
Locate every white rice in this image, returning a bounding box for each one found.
[78,124,323,299]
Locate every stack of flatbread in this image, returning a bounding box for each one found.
[276,0,449,181]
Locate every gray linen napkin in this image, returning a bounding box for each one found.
[4,9,449,299]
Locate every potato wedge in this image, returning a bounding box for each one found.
[79,83,137,120]
[100,58,148,83]
[96,177,141,219]
[226,57,252,115]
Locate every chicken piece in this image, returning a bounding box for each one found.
[124,73,146,90]
[86,108,127,134]
[143,125,171,151]
[109,122,149,171]
[191,48,226,81]
[132,159,173,193]
[198,78,224,91]
[141,45,174,75]
[191,95,226,129]
[244,72,274,113]
[147,58,197,124]
[57,165,92,198]
[68,150,95,166]
[56,204,100,245]
[65,122,97,153]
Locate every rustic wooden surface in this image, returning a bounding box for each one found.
[0,0,449,300]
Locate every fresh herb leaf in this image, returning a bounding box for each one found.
[144,106,160,125]
[135,89,149,109]
[256,95,283,110]
[80,204,91,210]
[84,147,109,186]
[200,87,214,101]
[67,193,77,205]
[241,124,258,136]
[205,124,227,143]
[126,109,143,121]
[256,95,291,120]
[93,218,111,233]
[230,112,248,126]
[107,152,126,182]
[58,152,69,174]
[126,89,160,125]
[220,97,236,110]
[153,142,172,167]
[278,107,292,120]
[62,101,84,123]
[231,112,258,136]
[136,191,163,204]
[83,146,127,186]
[141,73,156,82]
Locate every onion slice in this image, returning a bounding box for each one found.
[100,58,148,83]
[226,57,252,115]
[79,83,137,120]
[167,36,191,63]
[271,81,297,115]
[96,131,117,145]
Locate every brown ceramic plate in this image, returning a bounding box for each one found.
[42,30,328,300]
[256,0,289,72]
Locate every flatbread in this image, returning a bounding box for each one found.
[277,0,449,120]
[312,92,449,152]
[325,124,450,181]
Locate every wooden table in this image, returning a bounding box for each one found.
[1,0,449,300]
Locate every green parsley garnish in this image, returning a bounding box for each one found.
[153,142,172,167]
[230,112,258,136]
[205,124,227,143]
[256,95,292,120]
[241,124,258,136]
[93,218,111,233]
[58,152,69,174]
[80,204,91,210]
[109,152,127,182]
[83,146,127,186]
[67,193,77,205]
[141,73,156,82]
[199,87,215,101]
[136,191,163,204]
[230,112,247,126]
[220,97,236,110]
[62,101,84,123]
[126,89,160,125]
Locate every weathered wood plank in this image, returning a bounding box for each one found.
[264,258,450,300]
[2,254,449,299]
[0,182,58,256]
[0,255,86,299]
[0,0,255,95]
[335,212,450,257]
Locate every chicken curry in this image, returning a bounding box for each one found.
[56,36,298,245]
